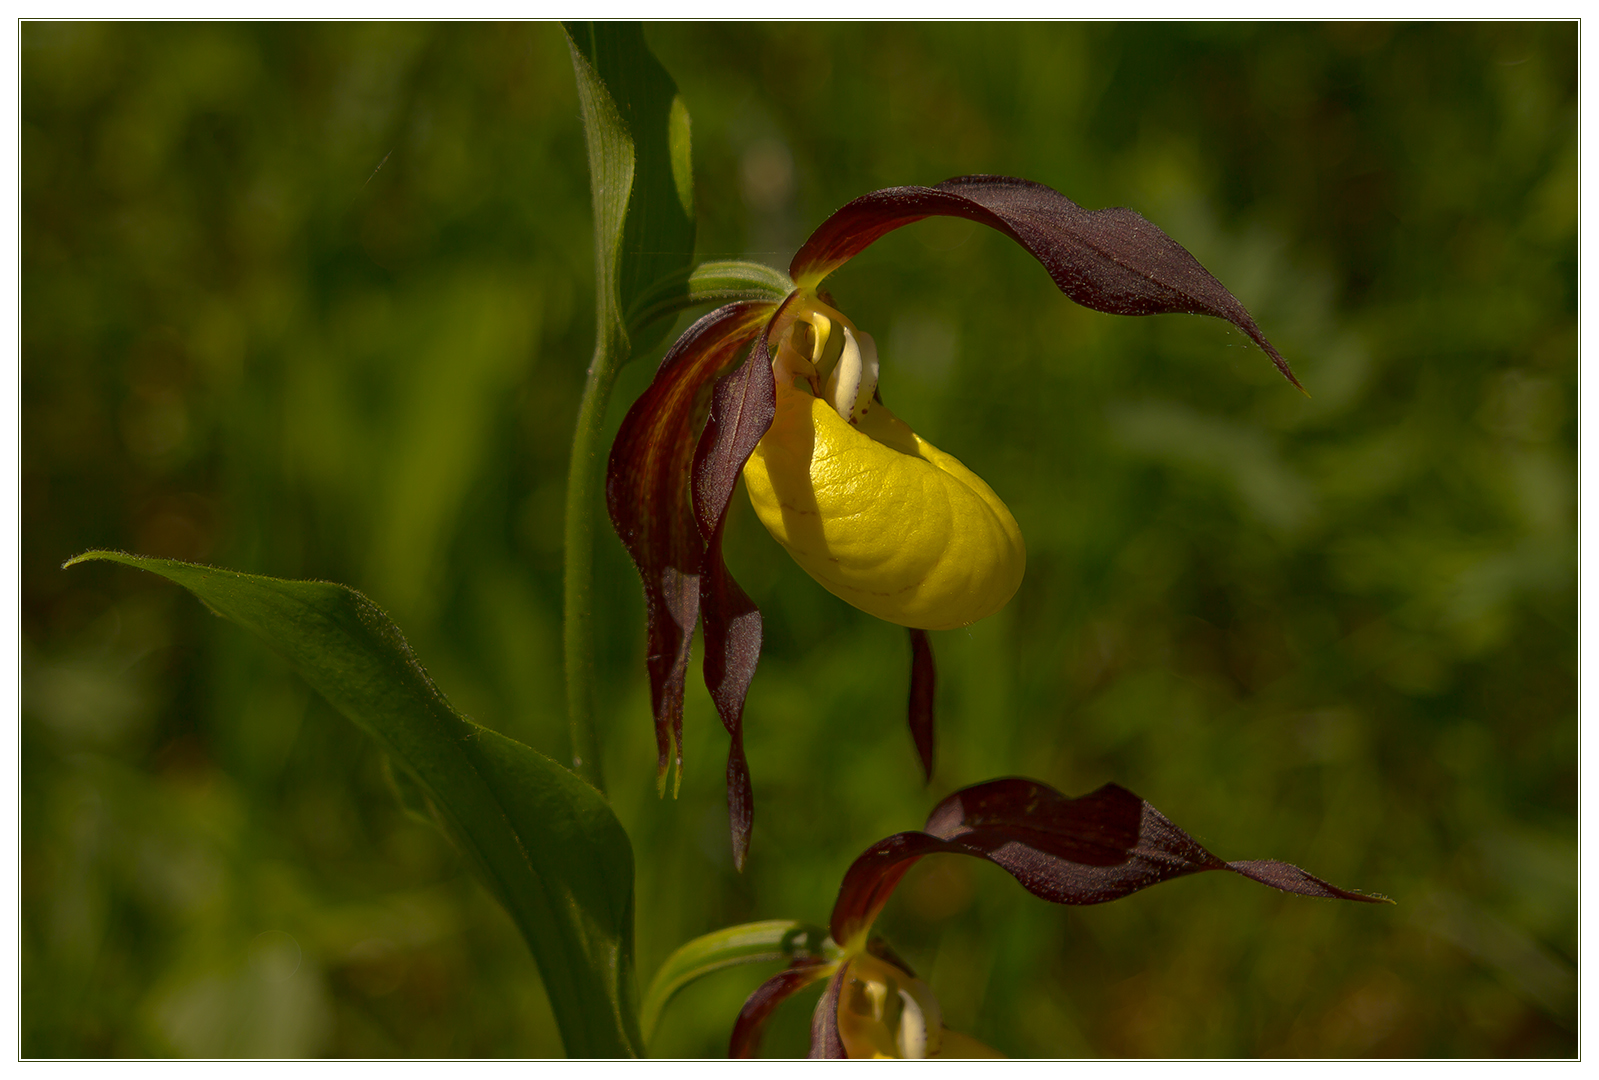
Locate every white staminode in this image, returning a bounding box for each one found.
[895,985,929,1059]
[823,326,879,423]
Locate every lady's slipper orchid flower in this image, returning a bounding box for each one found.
[607,176,1302,868]
[725,777,1387,1058]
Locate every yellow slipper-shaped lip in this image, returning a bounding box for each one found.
[743,378,1025,631]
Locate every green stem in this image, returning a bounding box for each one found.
[564,322,626,793]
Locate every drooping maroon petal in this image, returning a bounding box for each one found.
[807,964,850,1059]
[691,312,782,870]
[789,175,1302,391]
[699,521,760,871]
[691,299,785,540]
[907,628,936,782]
[829,777,1388,945]
[729,958,834,1058]
[606,300,774,788]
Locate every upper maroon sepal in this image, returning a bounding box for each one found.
[830,831,952,945]
[830,776,1388,944]
[789,175,1302,392]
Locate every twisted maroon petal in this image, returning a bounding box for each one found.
[728,958,833,1058]
[691,297,787,540]
[829,777,1389,945]
[606,300,775,788]
[789,175,1301,391]
[691,303,784,869]
[699,520,760,870]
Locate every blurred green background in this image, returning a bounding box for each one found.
[21,22,1575,1057]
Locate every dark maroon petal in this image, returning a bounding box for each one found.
[729,959,832,1059]
[606,300,774,787]
[789,176,1301,391]
[907,628,936,782]
[691,300,784,540]
[699,521,760,871]
[691,313,782,869]
[924,778,1390,906]
[807,964,850,1059]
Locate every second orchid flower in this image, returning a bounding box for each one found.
[641,775,1385,1058]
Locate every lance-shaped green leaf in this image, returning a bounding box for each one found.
[640,919,832,1047]
[64,551,642,1058]
[565,22,696,355]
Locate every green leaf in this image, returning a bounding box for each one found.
[626,259,795,339]
[65,551,642,1058]
[565,22,696,356]
[640,919,834,1047]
